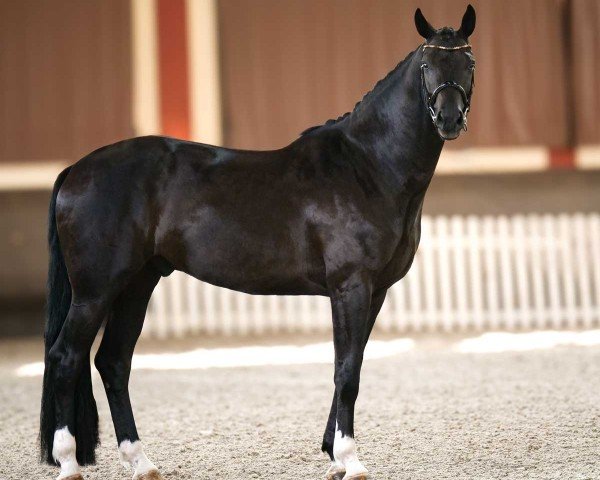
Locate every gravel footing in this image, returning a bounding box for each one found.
[1,338,599,480]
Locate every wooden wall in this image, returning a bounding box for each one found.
[218,0,594,150]
[571,0,600,145]
[0,1,597,159]
[0,0,133,162]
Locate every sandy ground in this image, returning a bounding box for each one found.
[1,335,599,480]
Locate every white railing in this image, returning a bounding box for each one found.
[143,213,600,338]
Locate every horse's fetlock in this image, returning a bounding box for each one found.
[322,437,335,459]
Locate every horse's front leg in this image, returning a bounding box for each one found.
[323,289,387,479]
[328,273,373,480]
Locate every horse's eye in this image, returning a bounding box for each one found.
[469,64,475,71]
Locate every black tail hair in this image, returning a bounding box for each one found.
[40,166,100,465]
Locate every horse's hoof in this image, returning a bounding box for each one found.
[137,470,165,480]
[326,465,345,480]
[328,472,345,480]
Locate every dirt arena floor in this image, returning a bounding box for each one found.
[1,334,599,480]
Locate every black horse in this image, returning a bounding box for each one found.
[40,6,476,480]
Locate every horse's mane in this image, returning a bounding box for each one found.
[300,49,417,136]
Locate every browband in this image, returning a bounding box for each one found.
[422,44,472,51]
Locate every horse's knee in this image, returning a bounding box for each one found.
[95,350,130,392]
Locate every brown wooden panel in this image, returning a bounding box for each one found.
[0,0,133,162]
[570,0,600,144]
[219,0,569,150]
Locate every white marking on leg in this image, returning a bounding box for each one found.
[52,427,81,480]
[119,440,158,479]
[333,423,368,478]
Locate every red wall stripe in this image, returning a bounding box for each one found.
[157,0,190,139]
[549,148,575,169]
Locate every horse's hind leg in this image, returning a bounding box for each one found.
[48,299,110,479]
[94,264,162,480]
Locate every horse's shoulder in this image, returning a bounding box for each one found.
[292,129,371,178]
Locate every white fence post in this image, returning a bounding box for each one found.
[590,215,600,324]
[574,214,593,328]
[544,215,562,329]
[467,216,484,330]
[482,216,499,330]
[497,216,515,329]
[528,215,546,330]
[559,214,578,328]
[451,216,469,331]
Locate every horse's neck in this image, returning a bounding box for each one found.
[343,52,444,193]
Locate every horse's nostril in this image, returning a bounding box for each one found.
[456,113,464,126]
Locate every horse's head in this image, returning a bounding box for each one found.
[415,5,476,140]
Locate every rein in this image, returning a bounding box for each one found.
[420,44,474,131]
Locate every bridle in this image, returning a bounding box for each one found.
[420,44,475,131]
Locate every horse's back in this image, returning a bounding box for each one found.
[54,133,403,296]
[55,136,332,295]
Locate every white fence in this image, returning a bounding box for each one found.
[143,213,600,338]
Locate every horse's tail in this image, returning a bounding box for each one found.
[40,166,100,465]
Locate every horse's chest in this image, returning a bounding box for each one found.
[377,196,424,289]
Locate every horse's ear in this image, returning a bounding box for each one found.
[415,8,436,40]
[459,4,476,38]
